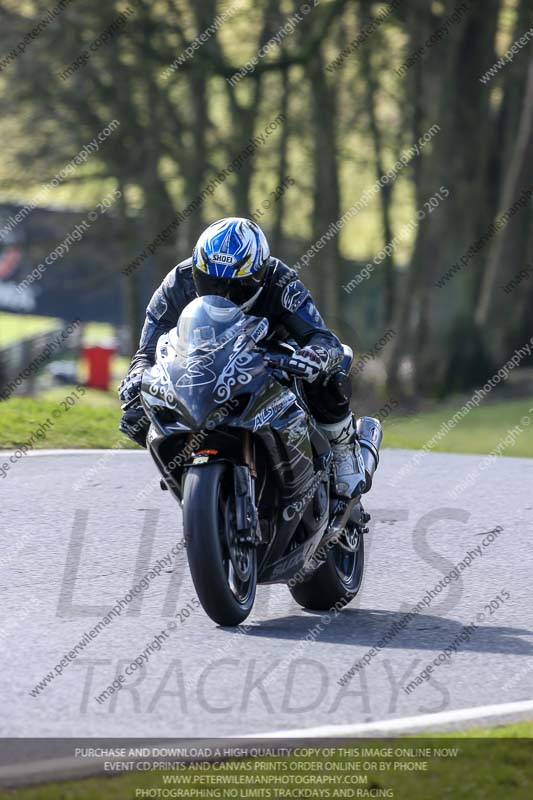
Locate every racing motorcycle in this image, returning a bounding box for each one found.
[139,295,382,626]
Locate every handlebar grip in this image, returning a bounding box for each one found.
[264,354,289,369]
[264,353,308,378]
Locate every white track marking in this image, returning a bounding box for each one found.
[253,698,533,738]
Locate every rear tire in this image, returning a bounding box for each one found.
[289,527,364,611]
[183,463,257,626]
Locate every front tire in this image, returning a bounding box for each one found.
[183,463,257,626]
[289,527,364,611]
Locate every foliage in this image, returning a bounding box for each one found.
[0,0,531,394]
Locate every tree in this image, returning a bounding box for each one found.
[475,56,533,359]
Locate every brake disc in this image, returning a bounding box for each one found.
[225,502,253,581]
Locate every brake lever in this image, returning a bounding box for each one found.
[261,353,288,381]
[263,354,291,370]
[121,396,142,412]
[263,353,282,368]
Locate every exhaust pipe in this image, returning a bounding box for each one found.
[356,416,382,492]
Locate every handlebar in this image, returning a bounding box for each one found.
[262,352,308,378]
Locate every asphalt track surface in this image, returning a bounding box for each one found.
[1,448,532,745]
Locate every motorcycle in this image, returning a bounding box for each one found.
[140,295,382,626]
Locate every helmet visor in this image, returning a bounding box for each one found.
[194,260,267,308]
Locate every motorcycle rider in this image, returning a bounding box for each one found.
[119,217,367,501]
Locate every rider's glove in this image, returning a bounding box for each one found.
[120,406,150,448]
[118,369,144,406]
[288,345,333,383]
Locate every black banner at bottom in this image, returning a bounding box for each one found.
[0,737,531,799]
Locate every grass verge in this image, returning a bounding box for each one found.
[0,388,136,450]
[0,312,60,345]
[383,398,533,457]
[0,391,532,456]
[0,312,116,347]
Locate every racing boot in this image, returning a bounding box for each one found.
[319,413,366,500]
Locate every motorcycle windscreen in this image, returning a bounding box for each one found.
[170,295,247,358]
[153,295,263,426]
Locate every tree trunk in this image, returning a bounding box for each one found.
[359,0,396,327]
[309,46,341,324]
[271,66,290,254]
[475,58,533,359]
[388,0,502,397]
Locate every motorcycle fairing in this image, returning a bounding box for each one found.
[141,296,333,583]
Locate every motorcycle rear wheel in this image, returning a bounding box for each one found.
[289,526,364,611]
[183,463,257,626]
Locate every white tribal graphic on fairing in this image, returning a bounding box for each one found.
[214,348,255,403]
[174,353,217,388]
[147,359,178,407]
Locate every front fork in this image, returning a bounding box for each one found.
[234,431,260,545]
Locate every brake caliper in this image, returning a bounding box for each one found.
[233,465,260,545]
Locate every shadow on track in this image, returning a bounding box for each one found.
[223,608,533,657]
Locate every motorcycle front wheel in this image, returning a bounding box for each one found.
[183,463,257,626]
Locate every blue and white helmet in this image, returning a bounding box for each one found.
[192,217,270,311]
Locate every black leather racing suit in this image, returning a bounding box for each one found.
[122,256,352,443]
